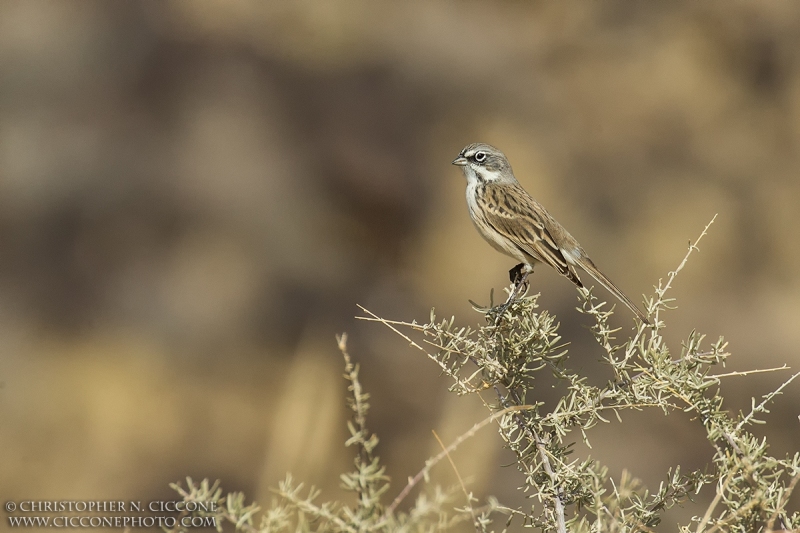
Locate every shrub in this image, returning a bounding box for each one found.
[169,217,799,532]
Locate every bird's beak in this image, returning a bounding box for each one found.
[452,156,468,166]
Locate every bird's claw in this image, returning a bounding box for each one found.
[492,268,531,326]
[509,263,526,285]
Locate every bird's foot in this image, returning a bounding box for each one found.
[509,263,526,285]
[493,266,532,326]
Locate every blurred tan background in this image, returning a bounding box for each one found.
[1,0,799,529]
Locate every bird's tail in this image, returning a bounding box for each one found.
[576,258,651,325]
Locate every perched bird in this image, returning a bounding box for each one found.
[452,142,650,324]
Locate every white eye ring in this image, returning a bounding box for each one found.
[474,151,487,163]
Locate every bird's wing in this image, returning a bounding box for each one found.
[479,183,651,324]
[478,183,580,283]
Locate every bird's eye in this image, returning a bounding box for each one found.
[474,151,487,163]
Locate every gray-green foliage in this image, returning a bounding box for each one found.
[170,219,799,532]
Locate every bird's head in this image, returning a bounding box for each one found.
[452,143,516,185]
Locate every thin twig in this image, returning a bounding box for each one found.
[357,306,475,392]
[381,405,535,520]
[735,372,800,432]
[696,466,740,533]
[653,214,717,326]
[337,333,374,507]
[432,430,479,532]
[711,365,790,379]
[766,470,800,532]
[533,424,568,533]
[495,385,568,533]
[703,489,764,533]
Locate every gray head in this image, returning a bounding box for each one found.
[452,143,517,186]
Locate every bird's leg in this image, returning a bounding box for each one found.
[509,263,526,285]
[507,267,531,302]
[494,264,533,323]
